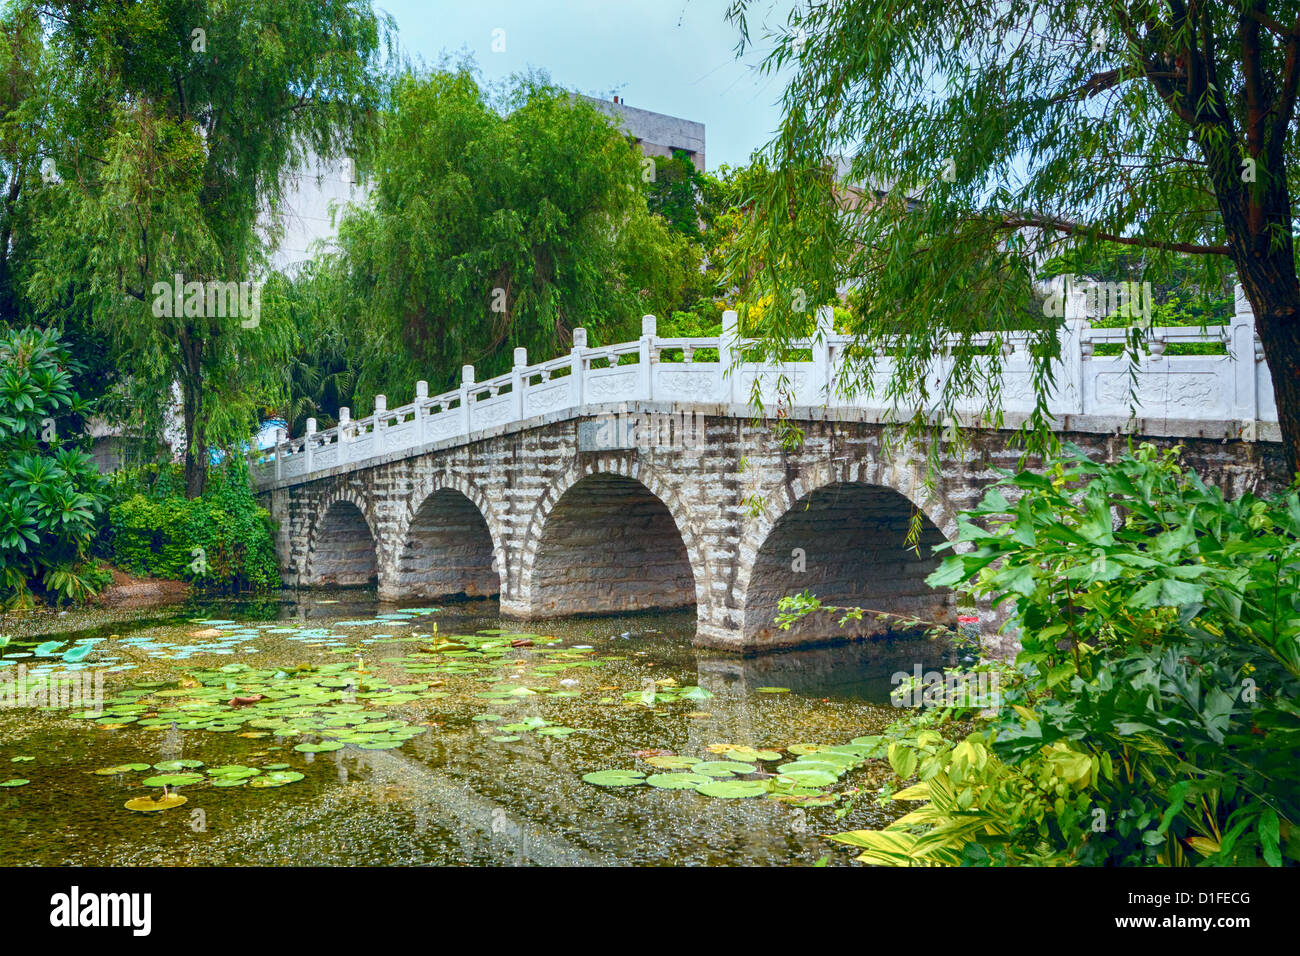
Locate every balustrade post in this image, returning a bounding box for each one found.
[459,366,475,435]
[813,305,833,403]
[1055,278,1088,416]
[720,309,740,404]
[512,347,528,420]
[337,407,351,465]
[638,315,656,401]
[304,418,316,472]
[1230,284,1259,423]
[274,427,286,481]
[571,328,587,408]
[373,395,386,454]
[415,380,428,444]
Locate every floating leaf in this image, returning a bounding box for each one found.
[692,761,756,778]
[582,769,647,787]
[124,793,188,812]
[644,755,701,770]
[0,778,29,787]
[697,779,767,798]
[93,763,152,775]
[645,773,711,789]
[142,773,203,787]
[248,771,304,788]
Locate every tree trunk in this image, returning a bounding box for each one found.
[1239,280,1300,481]
[179,325,206,499]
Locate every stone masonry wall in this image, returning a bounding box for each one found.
[258,403,1287,655]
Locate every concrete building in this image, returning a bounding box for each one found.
[580,95,706,170]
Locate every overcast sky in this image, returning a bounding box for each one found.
[377,0,797,170]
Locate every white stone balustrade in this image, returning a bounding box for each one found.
[252,292,1279,489]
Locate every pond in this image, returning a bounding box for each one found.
[0,592,954,866]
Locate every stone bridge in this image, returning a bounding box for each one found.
[253,299,1284,655]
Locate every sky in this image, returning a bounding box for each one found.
[375,0,797,171]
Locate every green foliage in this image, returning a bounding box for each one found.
[724,0,1300,470]
[313,68,697,408]
[19,0,392,494]
[106,460,279,592]
[834,445,1300,866]
[0,326,108,607]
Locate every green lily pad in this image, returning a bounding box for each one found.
[644,755,701,770]
[778,769,839,787]
[248,771,304,788]
[142,773,203,787]
[153,759,204,771]
[692,761,756,777]
[697,779,768,798]
[294,741,345,753]
[0,778,29,787]
[645,772,711,789]
[94,763,153,775]
[581,769,647,787]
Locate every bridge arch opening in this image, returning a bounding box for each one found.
[397,488,500,600]
[528,473,696,617]
[309,499,378,588]
[743,481,956,647]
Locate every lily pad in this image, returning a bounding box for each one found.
[778,769,839,788]
[645,772,711,789]
[294,741,345,753]
[644,755,701,770]
[124,793,188,812]
[696,779,768,798]
[691,761,756,778]
[248,771,304,788]
[142,773,203,787]
[581,769,647,787]
[93,763,153,775]
[0,778,29,787]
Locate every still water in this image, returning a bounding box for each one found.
[0,592,953,866]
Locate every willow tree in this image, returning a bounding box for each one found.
[319,69,694,407]
[726,0,1300,476]
[20,0,392,496]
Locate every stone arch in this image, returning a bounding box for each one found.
[511,456,708,618]
[305,489,381,588]
[735,455,962,649]
[387,472,506,601]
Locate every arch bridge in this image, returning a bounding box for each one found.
[253,302,1283,654]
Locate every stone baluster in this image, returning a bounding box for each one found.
[373,394,386,454]
[272,427,284,481]
[512,347,528,420]
[1230,284,1259,424]
[414,380,428,445]
[813,304,833,403]
[460,365,474,435]
[638,315,656,401]
[719,309,739,404]
[1054,277,1088,416]
[571,328,587,408]
[304,418,316,472]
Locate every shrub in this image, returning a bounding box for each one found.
[828,444,1300,866]
[106,458,280,591]
[0,327,109,607]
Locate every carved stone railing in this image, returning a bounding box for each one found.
[251,288,1276,489]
